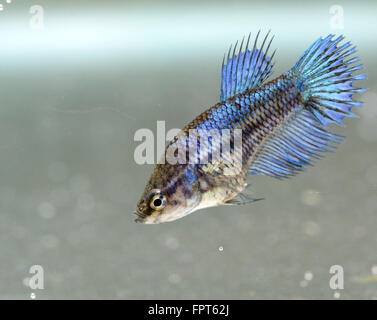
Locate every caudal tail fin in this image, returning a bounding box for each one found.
[291,34,366,126]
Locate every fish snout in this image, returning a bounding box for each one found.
[134,216,144,223]
[133,209,147,223]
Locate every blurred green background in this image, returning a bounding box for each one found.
[0,0,376,299]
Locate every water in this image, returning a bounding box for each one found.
[0,0,376,299]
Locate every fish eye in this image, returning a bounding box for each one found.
[150,194,166,210]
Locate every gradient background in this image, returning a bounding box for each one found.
[0,0,376,299]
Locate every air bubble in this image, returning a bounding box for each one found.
[38,202,56,219]
[304,271,313,281]
[301,189,321,206]
[371,265,377,275]
[168,273,181,284]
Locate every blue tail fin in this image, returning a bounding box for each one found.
[291,35,366,126]
[249,35,366,180]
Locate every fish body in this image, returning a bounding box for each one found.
[135,32,366,224]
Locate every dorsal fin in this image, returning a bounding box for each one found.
[220,31,276,101]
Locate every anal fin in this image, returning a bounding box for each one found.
[225,192,264,206]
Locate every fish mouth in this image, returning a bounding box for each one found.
[134,216,144,223]
[133,210,146,223]
[133,209,163,224]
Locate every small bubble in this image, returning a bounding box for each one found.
[302,221,321,236]
[304,271,313,281]
[371,265,377,275]
[165,236,179,250]
[334,291,340,299]
[301,189,321,206]
[168,273,181,284]
[218,246,223,252]
[30,292,36,299]
[38,202,56,219]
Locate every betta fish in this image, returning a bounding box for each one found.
[135,31,366,224]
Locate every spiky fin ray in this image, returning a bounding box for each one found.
[292,34,366,126]
[220,31,276,101]
[250,108,343,179]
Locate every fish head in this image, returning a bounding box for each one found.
[135,167,202,224]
